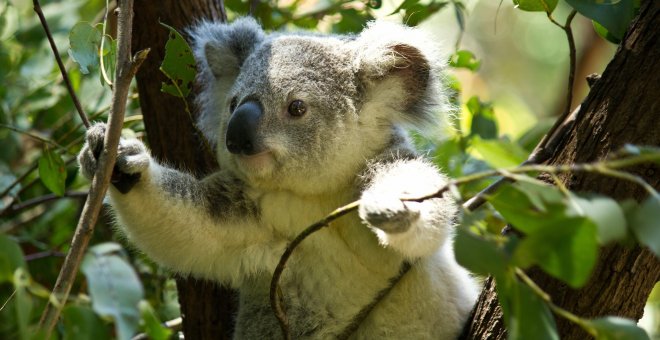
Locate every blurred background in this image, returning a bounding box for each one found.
[0,0,656,338]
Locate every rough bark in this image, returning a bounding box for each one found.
[461,1,660,338]
[131,1,237,339]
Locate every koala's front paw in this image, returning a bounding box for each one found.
[77,122,150,192]
[359,192,421,234]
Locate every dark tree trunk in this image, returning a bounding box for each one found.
[131,1,236,339]
[462,1,660,338]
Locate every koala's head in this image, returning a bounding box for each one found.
[191,18,449,194]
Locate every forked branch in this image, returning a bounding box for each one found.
[38,0,149,336]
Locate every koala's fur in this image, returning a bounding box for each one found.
[78,18,478,339]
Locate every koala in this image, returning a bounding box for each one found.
[78,17,478,339]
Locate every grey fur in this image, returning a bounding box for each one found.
[78,19,477,339]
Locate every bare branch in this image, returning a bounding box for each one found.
[32,0,90,128]
[38,0,149,335]
[0,191,88,217]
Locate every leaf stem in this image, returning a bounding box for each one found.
[515,268,597,336]
[32,0,90,128]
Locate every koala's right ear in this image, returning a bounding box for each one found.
[190,17,265,81]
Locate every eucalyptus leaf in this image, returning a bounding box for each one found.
[0,234,27,283]
[488,181,566,234]
[564,0,637,40]
[514,217,598,288]
[568,194,627,244]
[512,0,558,13]
[586,316,650,340]
[455,225,509,277]
[160,22,196,98]
[628,196,660,257]
[467,96,498,140]
[471,137,528,169]
[39,147,67,196]
[449,50,480,71]
[82,243,144,340]
[68,22,102,74]
[139,301,172,340]
[496,274,559,340]
[403,1,449,27]
[63,305,111,340]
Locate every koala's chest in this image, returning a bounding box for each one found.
[255,190,352,236]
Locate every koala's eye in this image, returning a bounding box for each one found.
[287,100,307,117]
[229,97,238,113]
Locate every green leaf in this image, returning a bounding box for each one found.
[628,196,660,257]
[496,274,559,340]
[449,50,480,71]
[68,22,102,74]
[333,9,373,34]
[488,181,566,234]
[514,217,598,288]
[390,0,421,15]
[586,316,650,340]
[568,194,627,244]
[62,305,111,340]
[139,301,172,340]
[0,234,26,283]
[467,96,498,139]
[471,137,528,168]
[512,0,558,13]
[564,0,637,40]
[592,20,621,44]
[403,1,449,27]
[82,243,144,340]
[38,147,67,196]
[160,23,196,99]
[455,220,509,277]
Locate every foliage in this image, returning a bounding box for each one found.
[0,0,656,339]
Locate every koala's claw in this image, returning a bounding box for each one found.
[359,193,421,234]
[77,122,150,191]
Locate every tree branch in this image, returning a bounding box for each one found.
[38,0,149,336]
[32,0,90,128]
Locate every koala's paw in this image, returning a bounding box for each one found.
[77,122,150,181]
[359,192,421,234]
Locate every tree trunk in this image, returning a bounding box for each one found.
[461,1,660,338]
[131,1,236,339]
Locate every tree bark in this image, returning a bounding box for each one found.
[131,1,236,339]
[461,1,660,338]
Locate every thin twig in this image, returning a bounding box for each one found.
[32,0,90,128]
[0,124,64,149]
[514,268,597,336]
[463,106,579,210]
[0,191,88,217]
[270,201,361,340]
[38,0,149,335]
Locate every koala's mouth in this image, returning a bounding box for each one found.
[233,150,275,172]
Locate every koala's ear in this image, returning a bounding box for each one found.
[190,17,265,80]
[352,22,450,130]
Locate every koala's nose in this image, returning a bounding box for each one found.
[226,101,263,155]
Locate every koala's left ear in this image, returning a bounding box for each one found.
[352,22,450,130]
[190,17,265,81]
